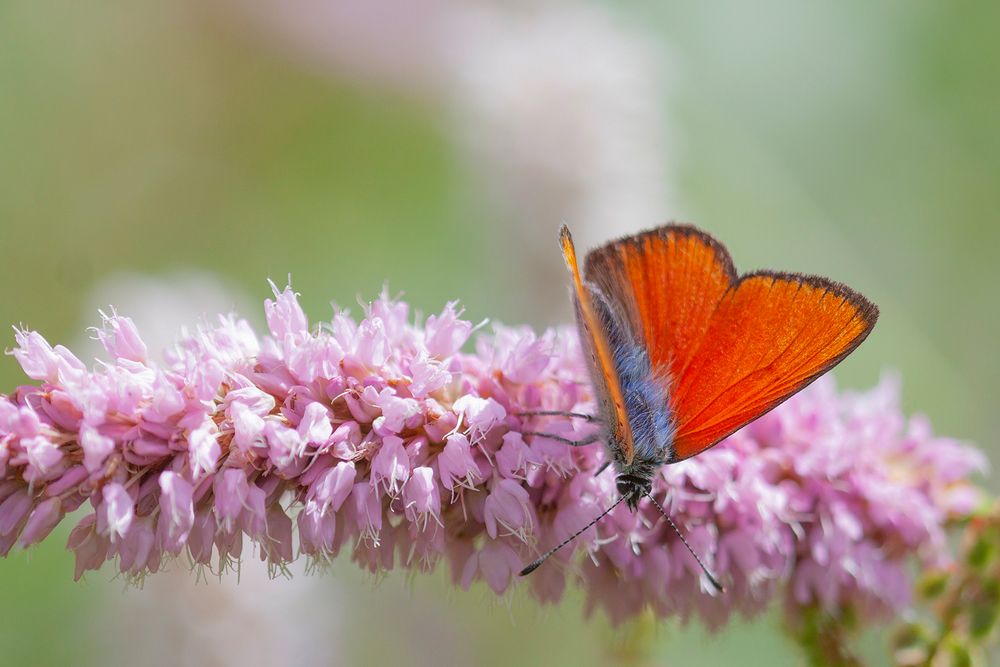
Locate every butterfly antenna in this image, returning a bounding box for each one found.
[519,495,628,576]
[645,493,724,593]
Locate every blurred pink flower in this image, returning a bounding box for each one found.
[0,284,987,626]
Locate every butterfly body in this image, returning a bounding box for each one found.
[580,285,675,508]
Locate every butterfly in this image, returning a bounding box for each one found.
[518,224,878,588]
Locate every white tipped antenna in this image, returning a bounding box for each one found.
[519,495,628,576]
[645,493,724,593]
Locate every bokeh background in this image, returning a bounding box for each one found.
[1,1,997,665]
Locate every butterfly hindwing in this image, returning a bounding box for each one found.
[583,225,878,462]
[667,271,877,459]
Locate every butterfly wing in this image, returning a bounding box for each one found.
[559,226,635,463]
[584,225,735,384]
[584,225,878,462]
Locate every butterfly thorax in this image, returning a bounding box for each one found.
[599,345,676,510]
[575,285,677,509]
[604,336,677,466]
[583,286,678,465]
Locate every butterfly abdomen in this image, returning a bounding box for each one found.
[585,286,676,468]
[613,340,675,466]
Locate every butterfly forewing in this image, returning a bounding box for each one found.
[559,227,636,464]
[584,226,734,388]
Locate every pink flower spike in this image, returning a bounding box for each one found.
[0,287,987,629]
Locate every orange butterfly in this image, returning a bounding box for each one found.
[519,224,878,588]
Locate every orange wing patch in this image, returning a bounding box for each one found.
[582,225,878,463]
[584,226,734,383]
[668,272,877,460]
[560,226,635,464]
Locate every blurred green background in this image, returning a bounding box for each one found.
[1,1,997,665]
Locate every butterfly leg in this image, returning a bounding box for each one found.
[522,431,601,448]
[593,460,612,477]
[516,410,597,422]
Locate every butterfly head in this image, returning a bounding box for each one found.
[616,472,653,511]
